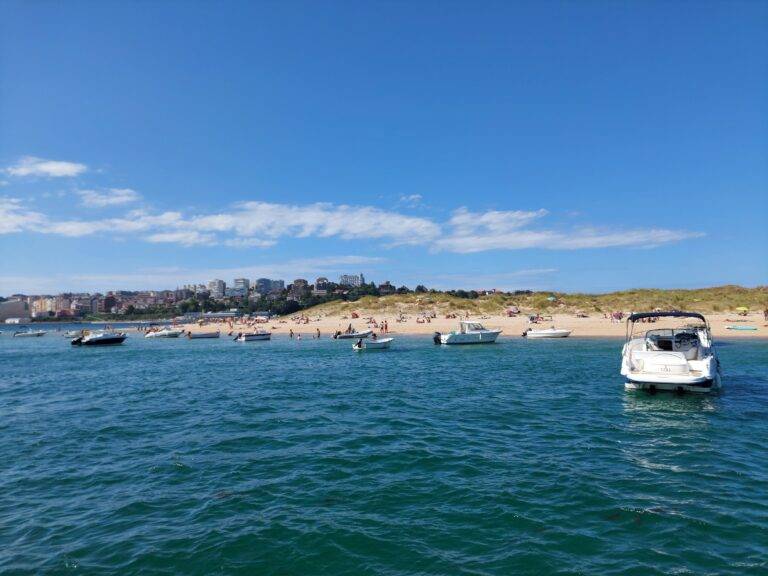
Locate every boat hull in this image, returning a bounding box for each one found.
[73,335,127,346]
[13,331,46,337]
[144,330,183,338]
[336,330,372,339]
[353,338,393,350]
[236,333,271,341]
[625,372,721,393]
[187,332,220,339]
[525,329,571,338]
[440,330,501,345]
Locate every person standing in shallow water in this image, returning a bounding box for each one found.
[316,328,321,339]
[289,329,294,339]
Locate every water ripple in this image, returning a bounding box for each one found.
[0,335,766,574]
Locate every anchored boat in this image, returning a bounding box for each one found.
[523,327,571,338]
[71,330,127,346]
[333,328,373,340]
[144,328,184,338]
[235,331,271,342]
[353,337,393,350]
[187,331,220,339]
[13,329,46,337]
[434,321,501,345]
[620,311,721,393]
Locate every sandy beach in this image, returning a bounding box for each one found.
[181,311,768,339]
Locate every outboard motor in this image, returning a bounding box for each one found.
[433,332,441,345]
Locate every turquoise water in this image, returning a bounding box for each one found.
[2,331,767,575]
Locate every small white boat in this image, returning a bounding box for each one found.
[334,329,373,340]
[621,311,721,393]
[523,327,571,338]
[434,321,501,345]
[353,337,393,350]
[72,330,127,346]
[187,331,220,339]
[13,329,46,337]
[144,328,184,338]
[235,331,271,342]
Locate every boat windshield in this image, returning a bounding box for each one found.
[462,322,486,332]
[644,328,701,351]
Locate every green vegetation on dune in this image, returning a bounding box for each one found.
[301,285,768,316]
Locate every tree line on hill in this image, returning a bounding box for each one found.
[89,282,535,320]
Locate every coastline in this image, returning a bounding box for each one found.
[181,312,768,339]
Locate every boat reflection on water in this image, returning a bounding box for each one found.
[621,391,719,434]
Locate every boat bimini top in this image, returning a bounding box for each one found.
[626,311,707,323]
[625,311,712,349]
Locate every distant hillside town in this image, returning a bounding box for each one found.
[0,273,506,322]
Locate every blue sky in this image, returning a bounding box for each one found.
[1,1,766,295]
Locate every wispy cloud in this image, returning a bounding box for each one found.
[78,188,141,207]
[188,201,440,245]
[398,193,424,208]
[0,255,386,293]
[4,156,87,178]
[434,208,703,253]
[0,197,702,253]
[0,197,47,234]
[421,268,558,290]
[145,230,216,246]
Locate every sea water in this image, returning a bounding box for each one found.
[1,330,767,574]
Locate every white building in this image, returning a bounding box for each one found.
[339,273,365,287]
[233,278,250,291]
[208,279,226,299]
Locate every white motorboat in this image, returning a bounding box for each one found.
[13,329,46,337]
[144,327,184,338]
[235,331,271,342]
[434,321,502,345]
[187,331,220,339]
[523,327,571,338]
[353,337,393,350]
[621,311,721,393]
[333,329,373,339]
[72,330,127,346]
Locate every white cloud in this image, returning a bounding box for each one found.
[421,268,559,291]
[188,201,440,245]
[398,193,424,207]
[78,188,141,207]
[145,230,216,246]
[4,156,87,178]
[223,238,278,248]
[0,197,47,233]
[435,208,703,253]
[448,207,548,236]
[0,197,702,253]
[0,255,386,293]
